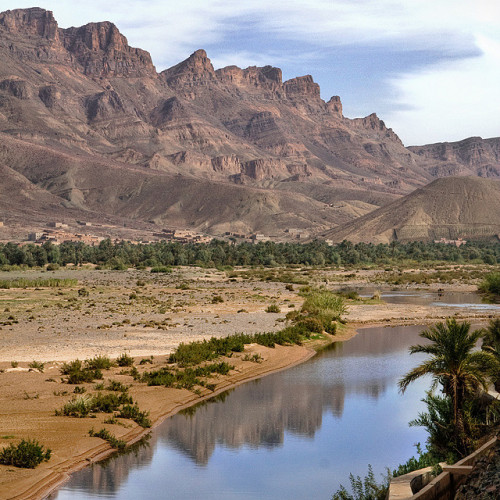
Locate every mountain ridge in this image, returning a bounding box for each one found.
[0,7,498,242]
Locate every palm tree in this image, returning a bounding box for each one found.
[399,318,498,454]
[481,318,500,391]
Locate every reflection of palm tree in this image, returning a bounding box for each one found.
[398,318,497,453]
[482,318,500,391]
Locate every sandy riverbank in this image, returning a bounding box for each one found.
[1,335,344,500]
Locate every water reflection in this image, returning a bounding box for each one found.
[52,324,430,500]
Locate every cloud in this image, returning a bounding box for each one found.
[385,35,500,145]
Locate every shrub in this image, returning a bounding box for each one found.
[56,392,133,418]
[89,428,126,450]
[0,439,51,468]
[28,361,45,372]
[85,355,114,370]
[106,380,129,392]
[265,303,281,313]
[116,353,134,367]
[60,359,103,384]
[117,404,151,428]
[211,295,224,304]
[479,272,500,297]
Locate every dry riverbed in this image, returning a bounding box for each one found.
[0,265,497,499]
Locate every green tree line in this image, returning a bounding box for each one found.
[0,239,499,269]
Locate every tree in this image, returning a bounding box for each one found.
[481,318,500,391]
[398,318,498,455]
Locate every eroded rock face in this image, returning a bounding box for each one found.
[0,8,155,77]
[62,22,156,77]
[0,7,59,40]
[161,49,216,87]
[0,78,31,99]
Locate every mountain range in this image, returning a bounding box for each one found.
[0,7,499,242]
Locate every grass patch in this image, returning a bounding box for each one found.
[0,278,77,289]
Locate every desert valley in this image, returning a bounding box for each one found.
[0,6,499,500]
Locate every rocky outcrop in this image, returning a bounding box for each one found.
[283,75,320,99]
[84,90,129,122]
[0,8,155,77]
[0,78,31,99]
[161,49,216,88]
[62,22,156,77]
[0,7,59,40]
[409,137,500,178]
[216,65,283,92]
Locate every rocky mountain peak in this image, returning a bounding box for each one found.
[283,75,320,98]
[162,49,216,87]
[0,7,59,40]
[216,64,283,90]
[61,21,156,77]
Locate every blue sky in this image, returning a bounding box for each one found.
[2,1,499,145]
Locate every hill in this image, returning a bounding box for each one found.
[322,176,500,243]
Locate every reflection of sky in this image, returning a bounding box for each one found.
[55,324,432,500]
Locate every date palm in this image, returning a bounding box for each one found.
[399,318,498,453]
[481,318,500,390]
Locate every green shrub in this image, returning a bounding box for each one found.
[0,439,51,468]
[28,361,45,372]
[116,353,134,367]
[60,359,103,384]
[265,303,281,313]
[479,272,500,297]
[211,295,224,304]
[89,428,126,450]
[106,380,129,392]
[117,404,151,428]
[85,355,114,370]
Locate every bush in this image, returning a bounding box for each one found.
[479,272,500,297]
[60,359,103,384]
[0,439,51,468]
[265,303,281,313]
[117,404,151,428]
[85,355,114,370]
[116,353,134,367]
[89,428,126,450]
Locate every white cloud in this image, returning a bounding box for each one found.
[386,35,500,145]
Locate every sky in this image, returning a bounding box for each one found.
[2,1,499,146]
